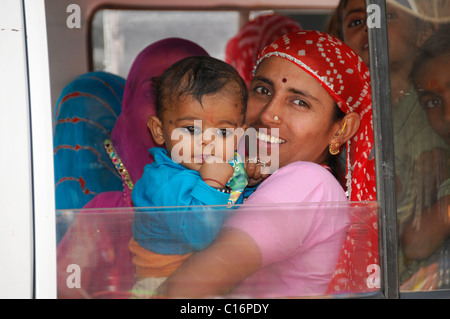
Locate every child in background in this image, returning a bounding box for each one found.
[130,55,248,297]
[399,24,450,289]
[326,0,450,291]
[411,24,450,147]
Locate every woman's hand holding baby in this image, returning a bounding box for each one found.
[245,158,270,187]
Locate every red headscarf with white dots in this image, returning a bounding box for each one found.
[256,30,376,203]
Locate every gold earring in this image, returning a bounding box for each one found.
[329,118,348,156]
[329,138,341,155]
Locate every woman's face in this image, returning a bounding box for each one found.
[246,57,340,169]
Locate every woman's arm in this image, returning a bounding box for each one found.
[157,227,262,298]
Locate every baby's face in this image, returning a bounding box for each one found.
[414,54,450,146]
[160,89,245,171]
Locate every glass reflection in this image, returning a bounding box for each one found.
[385,0,450,292]
[326,0,450,293]
[56,203,379,299]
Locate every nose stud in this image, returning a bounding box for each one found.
[273,115,279,121]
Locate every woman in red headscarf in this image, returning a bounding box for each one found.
[158,30,376,298]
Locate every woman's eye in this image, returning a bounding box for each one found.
[255,86,271,96]
[293,98,309,108]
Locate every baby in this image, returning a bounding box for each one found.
[130,55,249,297]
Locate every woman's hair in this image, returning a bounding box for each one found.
[410,23,450,81]
[329,104,347,182]
[152,56,247,119]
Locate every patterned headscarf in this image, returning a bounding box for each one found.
[53,72,125,211]
[256,30,376,202]
[225,13,302,88]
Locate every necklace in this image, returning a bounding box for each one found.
[104,139,134,205]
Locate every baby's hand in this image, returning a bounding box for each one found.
[199,156,234,188]
[245,157,270,187]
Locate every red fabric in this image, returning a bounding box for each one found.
[256,31,378,294]
[225,13,302,88]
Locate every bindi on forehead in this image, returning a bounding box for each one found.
[282,78,287,83]
[204,110,215,124]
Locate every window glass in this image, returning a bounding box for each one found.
[91,9,331,78]
[327,0,450,295]
[92,10,241,78]
[55,6,383,300]
[382,0,450,292]
[56,203,380,299]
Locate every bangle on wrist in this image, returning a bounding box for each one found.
[202,178,226,188]
[212,186,231,194]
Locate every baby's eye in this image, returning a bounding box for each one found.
[215,128,233,138]
[182,126,201,135]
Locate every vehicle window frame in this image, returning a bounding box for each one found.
[366,0,399,299]
[33,0,450,299]
[367,0,450,299]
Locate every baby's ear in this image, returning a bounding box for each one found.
[147,115,165,145]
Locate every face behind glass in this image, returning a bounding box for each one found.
[414,54,450,146]
[245,57,339,169]
[160,85,245,171]
[341,0,421,68]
